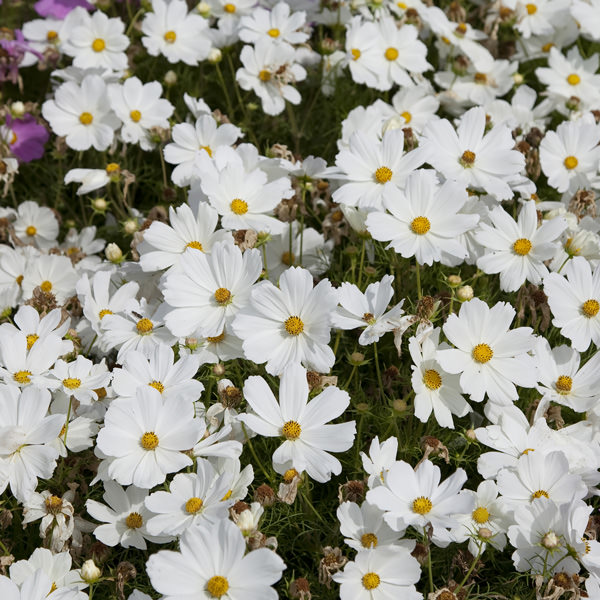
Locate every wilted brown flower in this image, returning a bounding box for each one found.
[318,547,347,588]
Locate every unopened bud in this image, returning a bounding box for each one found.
[196,1,211,16]
[123,219,139,235]
[356,402,369,413]
[513,72,524,85]
[382,116,404,133]
[163,70,177,86]
[542,531,560,549]
[105,243,123,263]
[448,274,462,286]
[212,363,226,376]
[91,197,108,212]
[478,527,493,539]
[350,352,365,365]
[11,101,25,117]
[208,48,222,64]
[392,398,407,412]
[456,285,474,301]
[465,428,477,441]
[81,559,101,583]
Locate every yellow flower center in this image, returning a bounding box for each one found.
[14,370,32,384]
[99,309,112,320]
[412,496,433,514]
[136,318,154,333]
[207,331,226,343]
[206,576,229,598]
[401,110,412,123]
[141,432,159,450]
[397,1,407,8]
[526,3,537,14]
[472,343,493,363]
[582,299,600,318]
[472,506,490,524]
[284,315,304,336]
[230,198,248,215]
[513,238,532,255]
[385,47,399,61]
[555,375,572,394]
[45,495,63,513]
[79,112,93,125]
[456,22,467,34]
[149,380,164,393]
[474,72,487,84]
[411,216,431,235]
[40,280,52,293]
[281,251,295,266]
[47,30,58,41]
[521,448,535,455]
[130,110,142,122]
[125,512,143,529]
[200,145,213,157]
[63,378,81,390]
[374,166,393,183]
[361,532,378,548]
[164,30,177,43]
[214,287,232,305]
[532,489,549,500]
[351,48,361,60]
[282,420,302,440]
[186,241,204,251]
[94,387,107,399]
[185,497,204,514]
[259,70,271,82]
[221,489,232,501]
[542,42,554,52]
[25,225,37,236]
[423,369,442,390]
[105,163,120,175]
[26,334,38,350]
[460,150,476,166]
[567,73,580,86]
[564,155,578,170]
[268,28,280,37]
[10,132,17,145]
[362,572,381,590]
[363,312,376,325]
[92,38,105,52]
[16,274,24,285]
[224,3,236,12]
[283,468,298,482]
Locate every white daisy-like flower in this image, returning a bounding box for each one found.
[239,1,308,46]
[96,386,203,488]
[0,570,85,600]
[12,200,59,249]
[21,254,78,305]
[367,459,472,547]
[333,545,421,600]
[366,170,479,266]
[239,363,356,482]
[180,325,245,365]
[163,115,242,187]
[384,82,440,135]
[437,298,538,404]
[344,16,380,89]
[163,241,263,338]
[64,163,119,196]
[232,266,338,375]
[108,77,174,151]
[513,0,569,38]
[409,328,471,429]
[146,518,286,600]
[9,548,85,591]
[571,0,600,41]
[360,436,398,489]
[42,74,120,151]
[544,256,600,352]
[144,458,231,536]
[86,481,171,550]
[475,200,567,292]
[61,7,129,71]
[111,343,203,403]
[22,17,64,56]
[331,275,405,345]
[49,355,112,404]
[141,0,211,66]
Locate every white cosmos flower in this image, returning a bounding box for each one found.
[49,355,111,404]
[544,256,600,352]
[385,82,440,135]
[42,74,120,151]
[239,2,308,45]
[0,570,85,600]
[64,164,117,195]
[331,275,405,345]
[421,106,526,201]
[9,548,85,591]
[12,200,59,249]
[96,386,203,488]
[366,170,479,266]
[86,481,171,550]
[571,0,600,41]
[163,241,262,338]
[108,77,174,151]
[475,200,567,292]
[360,436,398,489]
[232,266,338,375]
[332,545,421,600]
[409,328,471,429]
[437,298,538,404]
[333,129,426,212]
[21,254,78,305]
[0,386,62,503]
[146,519,286,600]
[180,324,245,365]
[236,40,307,116]
[111,343,203,403]
[61,7,129,71]
[367,459,472,547]
[141,0,211,65]
[144,458,231,536]
[163,115,242,187]
[139,202,232,272]
[239,363,356,483]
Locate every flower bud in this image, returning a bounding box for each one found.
[213,363,226,376]
[542,531,560,549]
[448,274,462,287]
[163,70,177,86]
[91,197,108,212]
[350,352,365,365]
[196,1,211,16]
[105,243,123,263]
[123,219,139,235]
[208,48,222,64]
[392,398,407,412]
[81,559,101,583]
[10,101,25,117]
[456,285,474,301]
[478,527,493,539]
[465,428,477,441]
[513,72,524,85]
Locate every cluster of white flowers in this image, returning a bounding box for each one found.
[3,0,600,598]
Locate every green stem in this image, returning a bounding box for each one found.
[415,259,422,300]
[455,541,483,594]
[215,62,235,120]
[425,528,434,595]
[357,239,366,289]
[262,245,269,280]
[373,341,384,400]
[242,424,273,484]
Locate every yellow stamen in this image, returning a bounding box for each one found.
[282,420,301,440]
[362,572,381,590]
[472,343,493,363]
[582,299,600,318]
[79,112,93,125]
[230,199,248,215]
[130,110,142,122]
[564,156,578,170]
[411,216,430,235]
[214,287,232,305]
[472,506,490,524]
[385,47,399,61]
[513,238,532,255]
[125,512,143,528]
[185,497,204,514]
[40,280,52,293]
[63,378,81,390]
[423,369,442,390]
[206,576,229,598]
[361,533,378,548]
[136,318,153,333]
[412,496,432,514]
[284,315,304,336]
[374,166,393,183]
[141,432,159,450]
[164,30,176,43]
[92,38,105,52]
